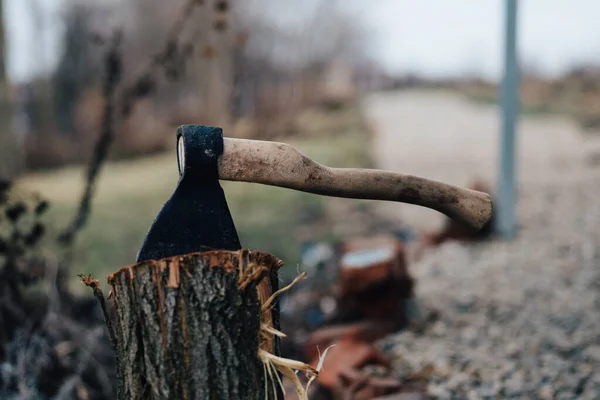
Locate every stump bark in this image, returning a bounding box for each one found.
[102,250,284,400]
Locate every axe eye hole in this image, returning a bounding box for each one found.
[177,136,185,175]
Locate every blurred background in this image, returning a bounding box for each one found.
[1,0,600,398]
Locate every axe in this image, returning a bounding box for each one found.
[136,125,493,262]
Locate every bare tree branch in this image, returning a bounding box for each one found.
[58,0,205,245]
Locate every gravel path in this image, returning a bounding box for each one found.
[363,90,600,231]
[362,90,600,399]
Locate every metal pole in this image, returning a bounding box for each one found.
[496,0,519,238]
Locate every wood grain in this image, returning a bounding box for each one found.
[218,138,493,231]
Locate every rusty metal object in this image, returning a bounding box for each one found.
[218,138,493,231]
[311,337,390,390]
[303,235,414,364]
[335,235,413,327]
[304,235,423,400]
[303,236,420,399]
[306,336,426,400]
[338,236,410,297]
[304,321,395,364]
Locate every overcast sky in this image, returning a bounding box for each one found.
[368,0,600,79]
[4,0,600,83]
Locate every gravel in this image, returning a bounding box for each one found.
[363,90,600,399]
[376,168,600,399]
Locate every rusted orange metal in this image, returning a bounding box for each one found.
[336,235,414,327]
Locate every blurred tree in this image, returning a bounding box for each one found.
[229,0,368,118]
[53,5,98,135]
[0,0,23,180]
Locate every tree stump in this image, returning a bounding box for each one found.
[95,249,284,400]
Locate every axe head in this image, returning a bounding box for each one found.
[136,125,282,370]
[136,125,241,262]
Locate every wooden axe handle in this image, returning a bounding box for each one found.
[218,138,493,231]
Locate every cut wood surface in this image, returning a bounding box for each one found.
[103,250,283,400]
